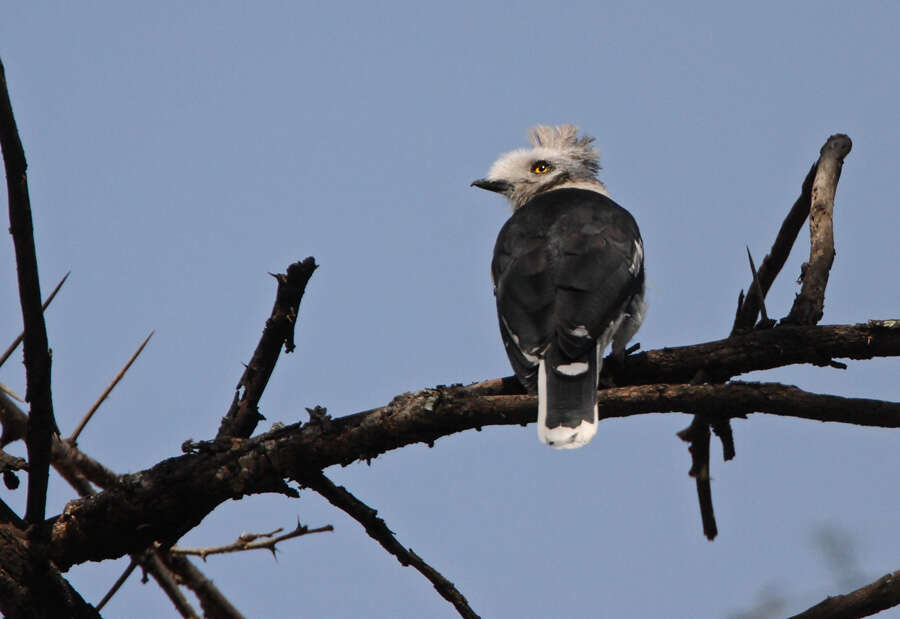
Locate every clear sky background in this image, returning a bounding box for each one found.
[2,3,900,618]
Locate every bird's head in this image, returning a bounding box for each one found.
[472,125,607,210]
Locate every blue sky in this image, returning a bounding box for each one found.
[3,2,900,617]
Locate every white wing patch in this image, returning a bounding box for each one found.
[629,239,643,275]
[568,325,591,338]
[501,316,540,365]
[555,361,589,376]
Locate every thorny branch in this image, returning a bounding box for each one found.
[170,522,333,560]
[1,58,57,527]
[36,374,900,573]
[731,161,817,334]
[216,258,318,440]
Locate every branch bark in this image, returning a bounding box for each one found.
[787,570,900,619]
[0,58,57,527]
[782,134,853,326]
[40,374,900,571]
[216,258,317,439]
[732,161,817,333]
[0,525,101,619]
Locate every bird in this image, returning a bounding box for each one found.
[472,125,646,449]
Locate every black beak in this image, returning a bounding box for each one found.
[471,178,511,193]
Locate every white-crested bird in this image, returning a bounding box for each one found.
[473,125,646,449]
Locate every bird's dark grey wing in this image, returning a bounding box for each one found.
[491,188,644,391]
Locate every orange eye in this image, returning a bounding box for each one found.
[531,160,552,174]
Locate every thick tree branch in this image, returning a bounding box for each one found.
[464,322,900,395]
[217,258,317,439]
[782,134,853,326]
[41,376,900,571]
[0,58,57,526]
[301,471,480,619]
[0,526,101,618]
[0,384,241,615]
[787,570,900,619]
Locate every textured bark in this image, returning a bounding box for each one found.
[787,570,900,619]
[216,258,318,439]
[783,134,853,325]
[0,526,100,619]
[462,322,900,394]
[0,58,56,526]
[40,377,900,571]
[732,158,817,333]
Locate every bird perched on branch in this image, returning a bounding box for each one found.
[473,125,646,449]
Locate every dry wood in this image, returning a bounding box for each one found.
[783,134,853,325]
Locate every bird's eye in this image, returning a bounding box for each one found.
[531,160,552,174]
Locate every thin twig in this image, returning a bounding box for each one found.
[1,56,57,526]
[216,258,317,439]
[301,470,480,619]
[0,270,69,370]
[782,134,853,326]
[170,522,333,560]
[161,553,248,619]
[146,548,200,619]
[96,557,139,611]
[68,330,154,443]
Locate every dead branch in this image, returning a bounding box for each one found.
[0,526,101,618]
[732,161,817,333]
[677,416,717,540]
[0,58,57,526]
[170,522,333,560]
[787,570,900,619]
[301,470,480,619]
[467,321,900,395]
[783,134,853,326]
[0,384,240,615]
[216,258,318,439]
[40,376,900,572]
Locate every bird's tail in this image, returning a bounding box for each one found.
[537,343,599,449]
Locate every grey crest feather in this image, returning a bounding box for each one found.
[528,125,601,173]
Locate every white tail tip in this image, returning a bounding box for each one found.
[537,416,598,449]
